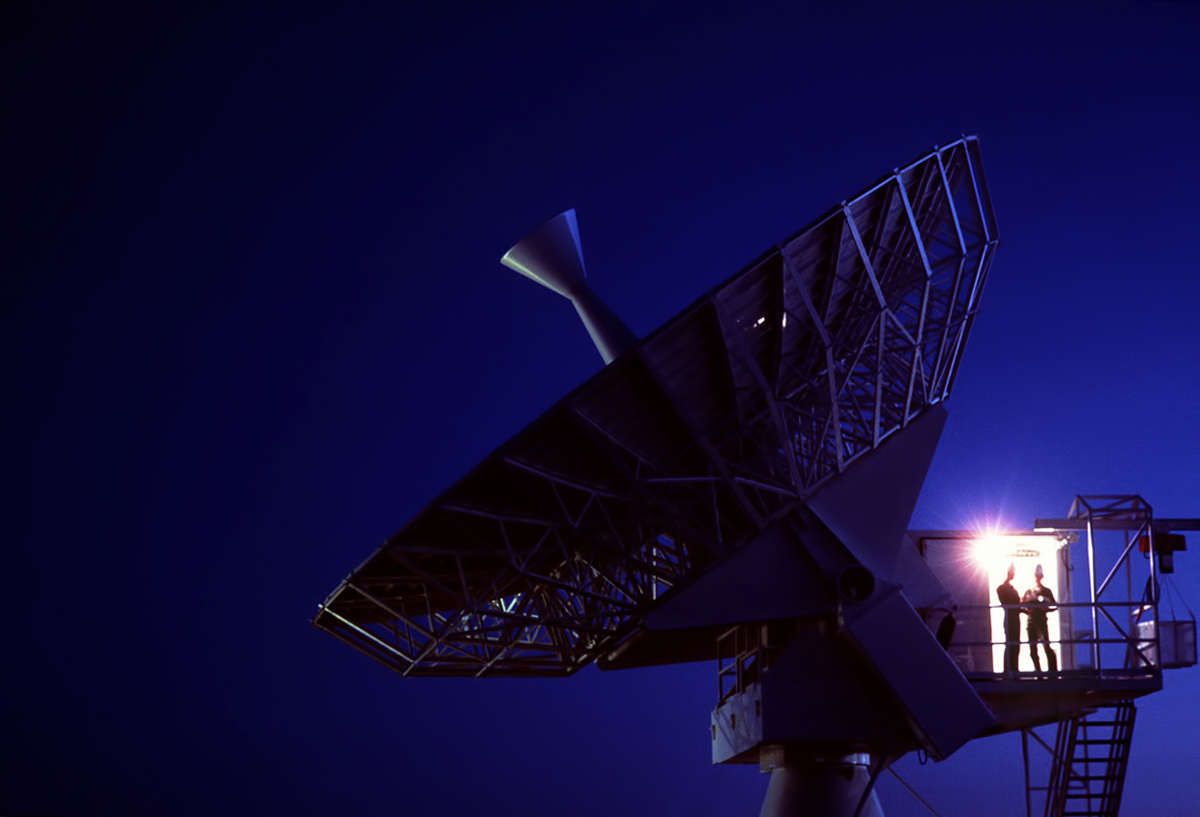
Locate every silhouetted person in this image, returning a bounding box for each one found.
[1022,563,1058,677]
[996,563,1021,675]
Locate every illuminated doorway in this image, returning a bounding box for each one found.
[977,534,1068,674]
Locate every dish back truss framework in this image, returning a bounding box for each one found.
[314,137,999,678]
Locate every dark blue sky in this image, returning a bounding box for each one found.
[5,2,1199,815]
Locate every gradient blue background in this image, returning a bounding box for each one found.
[5,2,1199,814]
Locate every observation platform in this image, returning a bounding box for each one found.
[913,510,1196,738]
[968,665,1163,738]
[711,507,1195,771]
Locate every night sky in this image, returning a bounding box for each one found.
[5,2,1200,815]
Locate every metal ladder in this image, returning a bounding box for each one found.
[1042,702,1137,817]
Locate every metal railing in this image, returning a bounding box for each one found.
[716,622,793,703]
[942,599,1168,681]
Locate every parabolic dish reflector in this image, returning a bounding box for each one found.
[314,137,999,678]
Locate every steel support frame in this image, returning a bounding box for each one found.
[1067,496,1160,676]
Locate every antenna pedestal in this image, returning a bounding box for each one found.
[759,750,883,817]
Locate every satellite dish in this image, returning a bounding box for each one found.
[317,137,1003,816]
[318,139,1200,817]
[501,208,638,364]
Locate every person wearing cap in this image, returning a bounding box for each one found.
[1022,564,1058,677]
[996,564,1022,675]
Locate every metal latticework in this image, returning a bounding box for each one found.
[314,137,1000,677]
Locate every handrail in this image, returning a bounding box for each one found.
[943,599,1166,681]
